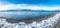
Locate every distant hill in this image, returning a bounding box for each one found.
[0,9,60,12]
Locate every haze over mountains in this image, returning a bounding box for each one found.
[0,9,59,12]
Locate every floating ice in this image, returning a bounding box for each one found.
[0,13,59,28]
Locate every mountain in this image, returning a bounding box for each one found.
[0,9,60,12]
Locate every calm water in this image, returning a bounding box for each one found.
[0,11,57,20]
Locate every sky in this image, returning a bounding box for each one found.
[0,0,60,10]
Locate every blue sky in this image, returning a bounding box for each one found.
[0,0,60,10]
[0,0,41,5]
[1,0,60,6]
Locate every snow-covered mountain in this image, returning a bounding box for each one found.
[0,9,59,12]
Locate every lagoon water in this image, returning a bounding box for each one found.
[0,11,59,28]
[0,11,57,20]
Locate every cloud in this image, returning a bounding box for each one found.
[0,4,40,10]
[0,1,59,10]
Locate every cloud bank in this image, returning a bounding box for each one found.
[0,1,60,10]
[0,4,60,10]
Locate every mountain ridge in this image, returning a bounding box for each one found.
[0,9,59,12]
